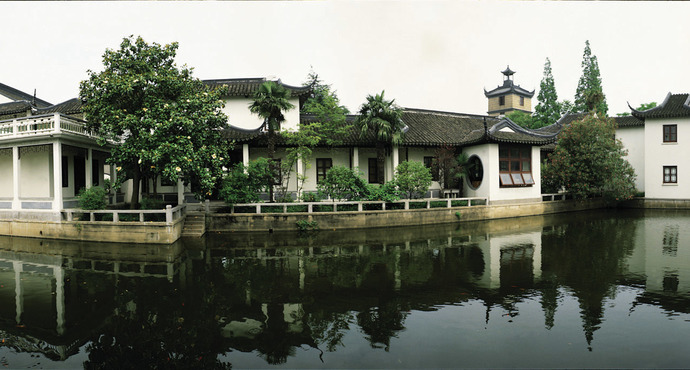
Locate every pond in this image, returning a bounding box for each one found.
[1,209,689,368]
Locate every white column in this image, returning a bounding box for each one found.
[85,148,93,189]
[110,164,117,204]
[242,144,250,169]
[177,178,184,205]
[352,147,359,169]
[392,144,399,171]
[52,142,63,212]
[12,146,20,210]
[296,156,303,199]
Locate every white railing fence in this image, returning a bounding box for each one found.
[227,197,488,214]
[62,204,186,224]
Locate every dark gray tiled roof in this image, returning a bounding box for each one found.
[484,80,535,98]
[613,116,644,128]
[36,98,83,115]
[222,108,558,148]
[0,100,32,115]
[204,78,311,98]
[0,83,52,107]
[631,93,690,119]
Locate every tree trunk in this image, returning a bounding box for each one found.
[267,124,276,202]
[130,167,141,209]
[376,142,385,184]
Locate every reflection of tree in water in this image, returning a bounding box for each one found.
[83,261,232,369]
[541,214,638,350]
[357,301,407,351]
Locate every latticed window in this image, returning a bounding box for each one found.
[368,158,379,183]
[499,145,534,187]
[663,166,677,184]
[316,158,332,184]
[423,156,439,182]
[663,125,677,143]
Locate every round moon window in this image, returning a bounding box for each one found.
[467,155,483,189]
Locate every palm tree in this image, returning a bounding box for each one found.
[355,91,405,184]
[249,81,295,201]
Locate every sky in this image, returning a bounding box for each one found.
[2,1,688,123]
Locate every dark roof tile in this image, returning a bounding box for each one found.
[204,78,311,98]
[36,98,83,115]
[0,83,52,107]
[631,93,690,119]
[0,100,32,115]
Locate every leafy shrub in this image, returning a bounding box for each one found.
[301,192,321,202]
[394,161,432,199]
[366,182,401,202]
[385,202,404,210]
[78,187,107,210]
[408,201,427,209]
[317,166,370,201]
[140,197,165,210]
[363,203,383,211]
[220,159,274,205]
[336,203,358,212]
[451,200,468,207]
[296,220,319,232]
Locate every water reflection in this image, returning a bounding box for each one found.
[0,209,689,368]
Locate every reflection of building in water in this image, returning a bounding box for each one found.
[625,212,690,311]
[0,237,187,361]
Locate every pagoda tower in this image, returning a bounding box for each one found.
[484,66,535,116]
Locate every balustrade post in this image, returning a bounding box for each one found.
[404,201,409,210]
[308,203,313,213]
[447,199,451,208]
[358,202,363,212]
[165,205,172,224]
[256,204,261,214]
[113,212,119,222]
[53,113,61,133]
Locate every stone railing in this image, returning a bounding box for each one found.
[0,113,95,140]
[227,197,488,214]
[62,204,186,224]
[541,193,570,201]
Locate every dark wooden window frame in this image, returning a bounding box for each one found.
[368,158,379,184]
[663,124,677,143]
[499,144,534,187]
[663,166,677,184]
[423,156,440,182]
[316,158,333,184]
[498,96,506,106]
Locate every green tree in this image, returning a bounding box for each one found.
[317,166,370,201]
[79,36,229,208]
[394,161,432,199]
[542,115,636,201]
[249,81,295,201]
[506,111,537,129]
[271,72,353,200]
[355,91,405,184]
[220,158,275,205]
[559,99,574,115]
[534,58,561,127]
[617,102,657,117]
[574,40,608,115]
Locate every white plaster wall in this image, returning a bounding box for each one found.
[616,126,645,192]
[0,95,12,104]
[356,148,380,184]
[222,96,301,131]
[462,144,493,199]
[0,153,12,198]
[644,117,690,199]
[405,147,442,190]
[462,144,541,203]
[19,150,51,198]
[301,148,351,192]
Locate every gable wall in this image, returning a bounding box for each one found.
[644,117,690,199]
[616,125,645,192]
[222,96,301,131]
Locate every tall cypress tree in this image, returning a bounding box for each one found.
[574,40,608,116]
[534,58,560,127]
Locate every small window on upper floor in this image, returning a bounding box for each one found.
[499,96,505,106]
[663,125,677,143]
[520,96,525,106]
